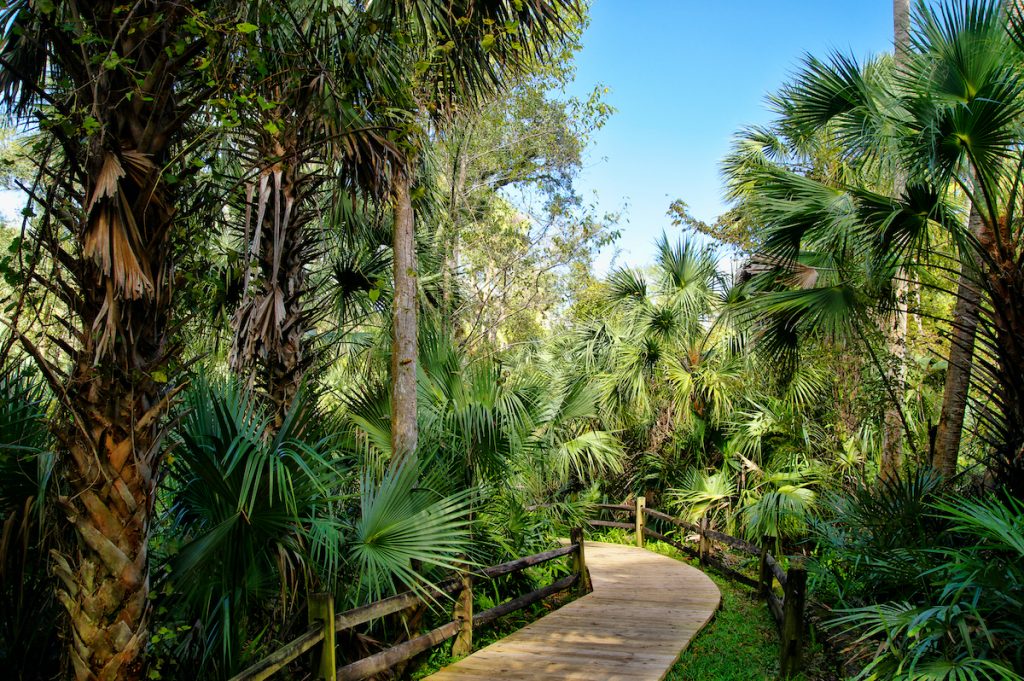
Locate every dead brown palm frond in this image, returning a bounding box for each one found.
[742,253,820,289]
[81,150,161,302]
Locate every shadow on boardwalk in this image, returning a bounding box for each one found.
[426,541,721,680]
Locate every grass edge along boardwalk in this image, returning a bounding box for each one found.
[425,541,721,680]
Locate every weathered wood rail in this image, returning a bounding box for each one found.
[230,529,590,681]
[592,498,808,678]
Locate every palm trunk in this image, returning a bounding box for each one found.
[231,144,312,425]
[19,4,207,677]
[51,151,176,681]
[391,172,418,461]
[932,202,985,478]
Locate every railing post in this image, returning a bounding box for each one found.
[635,495,646,548]
[451,570,473,657]
[758,536,770,597]
[698,516,710,565]
[570,526,592,594]
[308,592,336,681]
[779,556,807,679]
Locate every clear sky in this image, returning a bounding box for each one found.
[566,1,897,271]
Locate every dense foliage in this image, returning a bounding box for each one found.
[2,1,1024,680]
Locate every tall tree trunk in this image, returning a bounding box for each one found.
[11,4,218,677]
[51,106,179,681]
[391,172,418,461]
[932,202,985,478]
[230,143,312,426]
[880,0,913,481]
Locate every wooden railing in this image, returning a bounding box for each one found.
[229,528,591,681]
[592,498,808,679]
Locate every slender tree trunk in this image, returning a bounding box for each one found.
[932,202,985,478]
[880,0,913,481]
[391,172,418,461]
[893,0,911,64]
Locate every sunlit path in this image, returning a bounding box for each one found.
[425,542,720,680]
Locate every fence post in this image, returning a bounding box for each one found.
[451,570,473,657]
[570,526,592,594]
[758,536,770,597]
[698,516,710,565]
[779,556,807,679]
[635,495,646,548]
[308,592,337,681]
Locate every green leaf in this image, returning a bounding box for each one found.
[481,33,496,50]
[235,22,258,34]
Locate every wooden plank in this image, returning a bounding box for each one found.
[426,542,721,681]
[766,553,788,587]
[642,527,700,559]
[478,544,577,579]
[472,573,577,627]
[702,527,760,555]
[228,624,323,681]
[337,620,460,681]
[595,503,634,512]
[334,578,461,632]
[588,519,634,530]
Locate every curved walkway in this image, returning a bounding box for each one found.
[426,541,721,680]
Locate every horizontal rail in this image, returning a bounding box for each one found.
[473,572,578,627]
[702,527,760,555]
[642,507,699,533]
[234,540,582,681]
[641,527,699,558]
[765,553,787,587]
[334,577,462,632]
[228,624,323,681]
[588,519,634,530]
[478,544,578,579]
[595,503,634,511]
[337,620,461,681]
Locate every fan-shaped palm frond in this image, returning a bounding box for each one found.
[352,460,473,603]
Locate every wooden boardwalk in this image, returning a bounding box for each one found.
[425,541,721,680]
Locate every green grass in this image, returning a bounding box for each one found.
[666,568,786,680]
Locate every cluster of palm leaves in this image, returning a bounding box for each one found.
[709,2,1024,675]
[811,472,1023,680]
[0,361,60,679]
[63,374,474,679]
[725,0,1024,493]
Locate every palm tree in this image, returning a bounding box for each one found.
[0,3,238,678]
[733,0,1024,494]
[226,1,400,425]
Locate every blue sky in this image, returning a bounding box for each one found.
[566,1,896,270]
